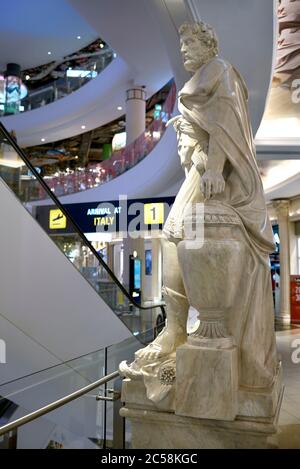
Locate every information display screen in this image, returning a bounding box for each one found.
[145,249,152,275]
[134,258,141,289]
[0,75,5,105]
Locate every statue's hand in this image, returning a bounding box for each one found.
[200,169,225,199]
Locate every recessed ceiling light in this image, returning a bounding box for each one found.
[99,43,104,48]
[113,53,117,58]
[117,106,123,111]
[41,138,46,142]
[25,75,30,81]
[81,125,86,130]
[77,35,81,40]
[48,51,52,55]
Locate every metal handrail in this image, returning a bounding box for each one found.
[0,371,119,437]
[0,122,165,317]
[0,321,161,390]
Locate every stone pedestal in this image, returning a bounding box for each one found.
[176,343,238,420]
[120,377,283,449]
[120,403,281,449]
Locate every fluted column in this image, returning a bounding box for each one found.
[273,200,291,325]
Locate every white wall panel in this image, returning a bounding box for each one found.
[0,179,131,384]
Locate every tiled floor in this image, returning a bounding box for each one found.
[276,328,300,448]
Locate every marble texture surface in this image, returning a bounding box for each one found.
[176,343,238,420]
[120,329,300,448]
[238,362,283,419]
[121,365,283,448]
[121,378,175,413]
[120,405,281,449]
[119,22,281,442]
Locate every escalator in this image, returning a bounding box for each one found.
[0,122,165,339]
[0,121,166,447]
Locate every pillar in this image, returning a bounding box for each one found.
[122,237,144,291]
[289,221,298,275]
[126,86,146,145]
[273,200,291,325]
[151,237,162,302]
[107,243,114,272]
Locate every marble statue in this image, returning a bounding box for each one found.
[120,22,282,442]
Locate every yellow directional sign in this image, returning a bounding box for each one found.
[49,209,67,229]
[144,203,164,225]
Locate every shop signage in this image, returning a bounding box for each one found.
[49,209,67,229]
[36,197,175,235]
[144,203,164,225]
[291,275,300,324]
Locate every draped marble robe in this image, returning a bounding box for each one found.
[164,56,278,390]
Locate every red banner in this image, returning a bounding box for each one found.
[291,275,300,324]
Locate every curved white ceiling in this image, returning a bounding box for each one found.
[185,0,276,135]
[0,0,98,71]
[0,0,173,146]
[32,0,276,205]
[264,172,300,201]
[68,0,173,92]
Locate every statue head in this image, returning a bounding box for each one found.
[179,21,219,73]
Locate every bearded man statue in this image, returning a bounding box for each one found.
[120,21,280,415]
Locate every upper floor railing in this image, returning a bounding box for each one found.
[0,39,114,116]
[28,82,176,201]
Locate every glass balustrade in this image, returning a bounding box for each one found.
[0,329,154,449]
[17,82,176,201]
[0,41,115,117]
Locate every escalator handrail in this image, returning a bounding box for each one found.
[0,370,120,437]
[0,122,165,316]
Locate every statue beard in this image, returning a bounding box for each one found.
[198,47,216,67]
[184,47,216,73]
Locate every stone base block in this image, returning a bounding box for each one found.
[176,343,238,420]
[238,362,283,420]
[120,392,283,449]
[121,378,175,413]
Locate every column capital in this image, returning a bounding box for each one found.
[272,199,290,218]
